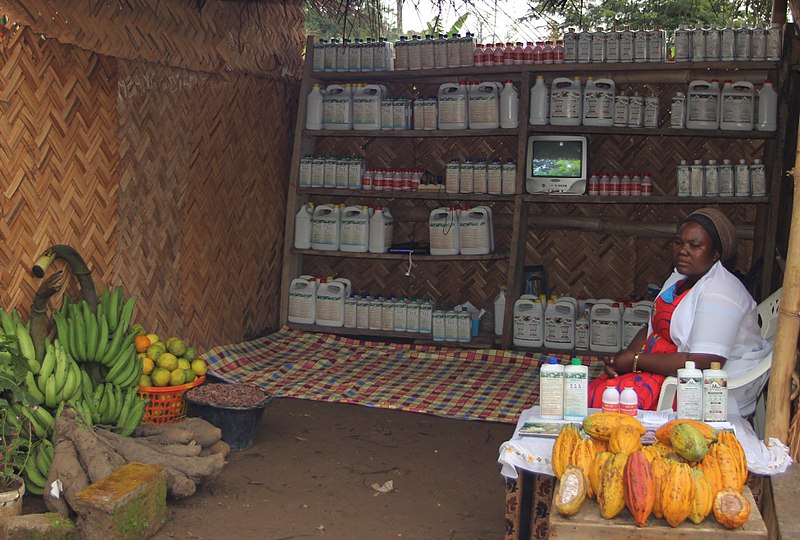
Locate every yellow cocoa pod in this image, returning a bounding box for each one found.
[640,445,662,463]
[590,437,609,455]
[651,456,670,519]
[555,465,587,516]
[689,467,714,524]
[571,438,597,499]
[698,451,724,497]
[710,442,742,493]
[651,440,674,456]
[713,488,751,529]
[661,462,694,527]
[609,424,643,455]
[655,419,718,445]
[670,423,710,462]
[718,431,748,488]
[597,452,628,519]
[583,412,645,442]
[551,423,581,478]
[590,451,613,500]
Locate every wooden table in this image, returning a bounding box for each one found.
[549,486,767,539]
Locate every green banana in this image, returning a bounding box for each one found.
[108,286,122,333]
[45,375,58,408]
[120,400,147,436]
[69,363,83,401]
[53,347,68,395]
[95,305,109,362]
[85,302,99,361]
[41,438,55,461]
[35,443,52,478]
[117,295,138,334]
[100,286,111,322]
[81,369,94,402]
[71,303,87,361]
[105,344,133,384]
[16,324,38,371]
[39,341,56,381]
[61,364,76,402]
[24,455,47,488]
[25,371,45,403]
[120,353,143,388]
[0,307,14,335]
[19,406,46,439]
[52,312,70,357]
[33,406,55,435]
[99,324,126,366]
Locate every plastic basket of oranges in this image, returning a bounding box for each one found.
[139,375,206,424]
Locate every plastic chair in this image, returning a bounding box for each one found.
[655,287,782,412]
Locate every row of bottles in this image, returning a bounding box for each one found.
[429,206,495,255]
[539,357,589,420]
[601,382,640,416]
[432,305,480,342]
[587,172,654,196]
[394,33,477,70]
[473,41,564,66]
[673,23,782,63]
[564,26,667,64]
[512,296,653,353]
[445,157,517,195]
[362,168,424,191]
[676,360,729,422]
[528,76,659,128]
[312,37,394,72]
[298,154,365,189]
[676,158,766,197]
[672,80,777,131]
[294,203,394,253]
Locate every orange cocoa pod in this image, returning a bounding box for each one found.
[590,451,613,501]
[571,438,597,499]
[623,451,655,527]
[698,451,724,497]
[651,440,674,456]
[597,452,628,519]
[718,431,748,488]
[711,443,742,493]
[583,412,645,441]
[655,419,718,445]
[590,437,609,455]
[713,488,751,529]
[609,424,643,455]
[640,445,662,463]
[551,423,581,478]
[651,456,670,519]
[689,467,714,524]
[661,462,694,527]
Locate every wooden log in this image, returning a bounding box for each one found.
[764,120,800,444]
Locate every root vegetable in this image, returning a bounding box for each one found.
[45,438,89,517]
[199,440,231,458]
[132,426,196,445]
[56,408,125,483]
[174,417,222,447]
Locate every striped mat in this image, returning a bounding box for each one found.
[203,327,604,424]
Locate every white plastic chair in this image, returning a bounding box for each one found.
[655,287,782,414]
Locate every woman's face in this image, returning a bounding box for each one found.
[672,222,720,278]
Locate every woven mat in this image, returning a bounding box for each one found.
[203,327,605,424]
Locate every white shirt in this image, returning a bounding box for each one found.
[651,261,772,416]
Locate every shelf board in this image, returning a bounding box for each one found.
[309,61,779,81]
[526,125,776,139]
[286,323,498,348]
[521,194,770,204]
[291,248,510,261]
[511,344,613,357]
[302,128,518,138]
[298,188,515,201]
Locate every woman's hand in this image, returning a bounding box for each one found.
[603,349,637,377]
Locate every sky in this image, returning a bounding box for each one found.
[401,0,553,43]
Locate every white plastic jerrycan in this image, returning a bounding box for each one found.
[310,204,340,251]
[352,84,384,130]
[429,207,460,255]
[513,297,544,347]
[322,84,353,130]
[315,280,346,327]
[438,83,468,129]
[459,206,493,255]
[468,81,500,129]
[288,277,317,324]
[339,206,370,252]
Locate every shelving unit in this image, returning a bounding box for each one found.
[280,36,788,351]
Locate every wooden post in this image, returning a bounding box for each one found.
[771,0,788,25]
[764,121,800,444]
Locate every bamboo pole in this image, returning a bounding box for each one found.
[764,121,800,444]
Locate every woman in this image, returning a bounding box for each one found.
[588,208,772,416]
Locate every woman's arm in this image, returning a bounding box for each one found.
[615,351,726,377]
[602,327,647,377]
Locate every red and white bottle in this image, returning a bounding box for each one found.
[601,381,620,413]
[620,383,638,416]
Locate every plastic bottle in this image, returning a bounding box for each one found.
[590,303,622,353]
[356,294,370,329]
[513,297,544,347]
[601,381,620,413]
[316,280,346,327]
[468,82,500,129]
[574,309,590,350]
[734,159,751,196]
[613,94,629,127]
[494,286,507,336]
[456,308,471,342]
[406,298,420,333]
[674,24,691,62]
[750,159,767,197]
[339,206,370,253]
[703,361,728,422]
[677,360,703,420]
[689,159,705,197]
[757,80,778,131]
[676,160,691,196]
[627,94,643,127]
[310,204,340,251]
[294,203,313,249]
[368,207,393,253]
[438,83,469,129]
[288,277,317,324]
[719,159,735,196]
[691,24,706,62]
[766,23,782,61]
[539,357,565,419]
[705,25,721,61]
[549,77,582,126]
[563,358,589,421]
[500,81,519,129]
[705,160,720,196]
[487,159,503,195]
[419,298,434,333]
[501,158,516,195]
[670,92,686,129]
[720,81,755,131]
[432,309,446,341]
[721,23,736,61]
[686,80,720,130]
[429,207,460,255]
[529,75,549,125]
[582,77,615,127]
[444,309,459,341]
[620,384,638,416]
[305,84,324,130]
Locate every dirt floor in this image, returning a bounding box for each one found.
[24,398,517,539]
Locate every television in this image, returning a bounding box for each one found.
[525,135,589,194]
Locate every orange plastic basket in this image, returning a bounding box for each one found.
[139,375,206,424]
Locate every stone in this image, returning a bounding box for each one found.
[0,512,77,540]
[71,462,167,540]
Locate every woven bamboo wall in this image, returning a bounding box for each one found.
[0,1,303,350]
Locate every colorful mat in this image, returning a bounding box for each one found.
[203,327,604,424]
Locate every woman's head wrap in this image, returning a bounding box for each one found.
[679,208,737,264]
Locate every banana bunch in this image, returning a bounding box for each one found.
[22,439,55,496]
[0,306,40,372]
[6,402,56,441]
[88,382,144,430]
[53,288,137,367]
[24,339,82,408]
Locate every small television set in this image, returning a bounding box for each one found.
[525,135,589,194]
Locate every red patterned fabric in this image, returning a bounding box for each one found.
[588,281,691,410]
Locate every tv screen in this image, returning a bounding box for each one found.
[526,135,588,194]
[531,140,584,178]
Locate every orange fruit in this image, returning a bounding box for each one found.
[135,335,152,354]
[151,368,170,387]
[142,356,154,375]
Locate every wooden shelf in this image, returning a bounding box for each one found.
[292,248,510,261]
[286,323,498,348]
[526,125,776,139]
[298,187,515,201]
[309,61,779,81]
[302,128,518,138]
[511,344,613,358]
[521,194,770,204]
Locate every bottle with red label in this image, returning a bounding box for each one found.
[542,40,555,64]
[533,41,544,64]
[620,383,638,416]
[493,43,505,64]
[554,40,565,63]
[514,42,525,65]
[601,381,620,413]
[473,44,485,67]
[641,172,653,196]
[504,42,515,65]
[524,42,534,64]
[483,43,494,65]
